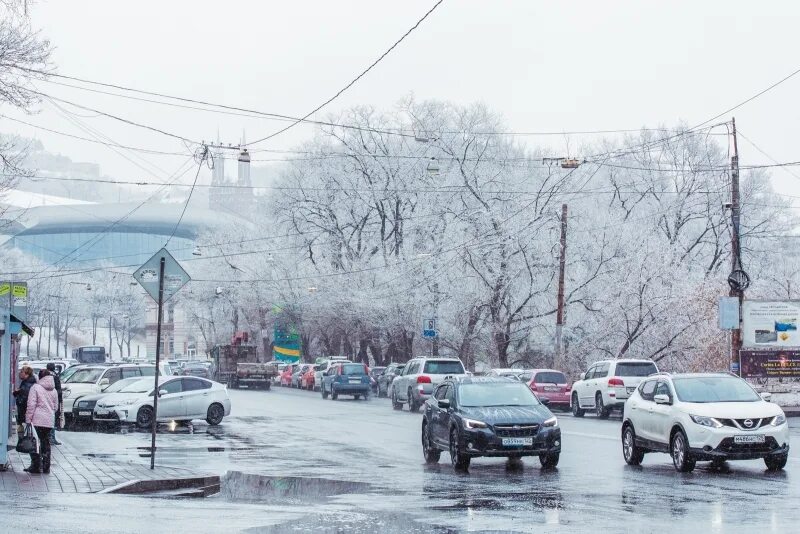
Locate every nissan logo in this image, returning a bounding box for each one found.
[743,419,754,428]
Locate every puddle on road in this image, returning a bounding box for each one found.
[219,471,372,504]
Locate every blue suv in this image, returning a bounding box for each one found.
[321,362,371,400]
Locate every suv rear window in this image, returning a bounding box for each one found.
[341,364,366,375]
[616,362,657,377]
[423,361,465,374]
[534,372,567,384]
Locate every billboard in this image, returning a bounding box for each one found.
[740,349,800,379]
[742,301,800,348]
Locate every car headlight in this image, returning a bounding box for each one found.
[771,413,787,426]
[690,415,723,428]
[543,416,558,427]
[463,418,488,429]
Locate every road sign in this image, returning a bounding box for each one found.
[11,282,27,322]
[718,296,739,330]
[133,248,190,303]
[423,318,437,338]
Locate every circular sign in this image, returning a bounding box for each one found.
[727,269,751,291]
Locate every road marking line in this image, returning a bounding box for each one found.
[561,430,617,441]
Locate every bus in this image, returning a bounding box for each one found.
[72,346,107,364]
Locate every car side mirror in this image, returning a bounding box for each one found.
[579,373,586,381]
[159,389,168,396]
[99,378,109,387]
[760,392,772,402]
[654,394,671,405]
[438,399,451,409]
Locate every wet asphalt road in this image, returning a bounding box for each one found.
[4,385,800,533]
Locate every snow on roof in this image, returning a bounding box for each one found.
[1,189,93,209]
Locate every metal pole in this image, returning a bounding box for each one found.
[150,258,166,469]
[432,280,439,357]
[0,310,11,468]
[555,204,568,365]
[729,118,743,375]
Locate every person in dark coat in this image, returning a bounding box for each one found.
[13,366,37,432]
[46,363,63,445]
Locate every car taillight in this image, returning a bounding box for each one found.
[417,375,431,384]
[565,383,572,392]
[608,377,624,387]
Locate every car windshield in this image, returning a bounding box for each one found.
[423,361,465,374]
[673,376,761,403]
[64,368,105,383]
[118,379,155,394]
[616,362,658,377]
[459,382,540,407]
[59,366,80,382]
[535,372,567,384]
[104,377,142,393]
[341,364,366,375]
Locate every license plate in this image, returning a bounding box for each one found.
[349,379,361,383]
[544,386,560,392]
[78,411,91,416]
[94,410,109,416]
[734,435,766,444]
[502,437,533,447]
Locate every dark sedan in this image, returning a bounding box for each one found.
[182,363,210,379]
[421,377,561,470]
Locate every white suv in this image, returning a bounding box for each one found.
[571,359,658,418]
[391,358,467,412]
[622,373,789,472]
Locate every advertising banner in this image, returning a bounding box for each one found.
[742,301,800,348]
[740,349,800,379]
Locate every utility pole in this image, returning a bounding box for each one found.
[728,117,745,375]
[432,279,439,357]
[554,204,568,365]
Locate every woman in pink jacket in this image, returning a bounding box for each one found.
[25,369,58,474]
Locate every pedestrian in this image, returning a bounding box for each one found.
[46,363,63,445]
[12,366,37,436]
[25,368,59,474]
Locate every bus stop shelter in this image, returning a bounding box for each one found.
[1,311,34,469]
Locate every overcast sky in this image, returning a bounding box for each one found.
[6,0,800,202]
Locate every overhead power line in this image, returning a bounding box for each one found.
[245,0,446,146]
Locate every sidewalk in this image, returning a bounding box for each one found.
[1,432,196,493]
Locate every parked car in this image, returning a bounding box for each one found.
[62,364,161,425]
[571,359,658,418]
[369,366,386,394]
[19,359,79,376]
[517,369,571,410]
[314,358,351,391]
[71,376,145,427]
[301,365,318,390]
[391,358,468,412]
[421,376,561,470]
[93,376,231,429]
[377,363,405,398]
[292,364,313,388]
[181,362,210,379]
[321,362,371,400]
[280,364,301,387]
[622,373,789,472]
[487,368,525,379]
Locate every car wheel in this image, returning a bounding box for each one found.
[354,395,361,400]
[322,385,329,400]
[136,406,154,430]
[408,388,420,413]
[595,392,609,419]
[671,430,696,473]
[206,403,224,426]
[622,424,645,466]
[422,421,441,464]
[539,452,560,468]
[765,453,788,471]
[571,393,585,418]
[449,428,470,471]
[392,389,403,410]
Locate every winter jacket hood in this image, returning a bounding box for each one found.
[38,375,56,391]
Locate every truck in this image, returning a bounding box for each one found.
[211,343,278,390]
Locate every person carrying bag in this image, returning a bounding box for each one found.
[25,369,58,474]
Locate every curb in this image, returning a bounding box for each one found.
[98,475,221,497]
